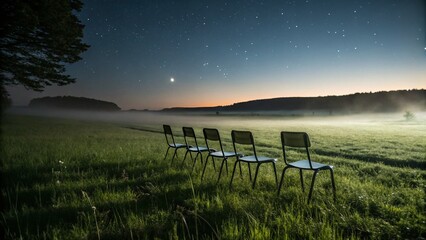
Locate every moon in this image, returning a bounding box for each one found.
[170,77,174,83]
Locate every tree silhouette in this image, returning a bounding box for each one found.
[1,85,12,110]
[0,0,89,93]
[403,111,415,121]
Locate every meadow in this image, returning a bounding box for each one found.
[1,111,425,239]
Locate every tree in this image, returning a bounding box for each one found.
[0,0,89,93]
[403,111,415,121]
[1,85,12,110]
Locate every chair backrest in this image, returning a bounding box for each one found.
[163,124,176,146]
[163,124,172,135]
[203,128,224,153]
[232,130,258,161]
[183,127,200,150]
[203,128,220,141]
[183,127,195,138]
[280,131,312,168]
[232,130,253,145]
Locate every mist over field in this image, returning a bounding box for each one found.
[6,107,426,130]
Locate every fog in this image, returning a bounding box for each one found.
[5,107,426,132]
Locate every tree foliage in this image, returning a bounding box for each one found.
[1,85,12,110]
[163,89,426,113]
[403,111,415,121]
[0,0,89,92]
[29,96,121,111]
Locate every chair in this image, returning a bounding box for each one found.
[277,132,336,203]
[201,128,242,183]
[163,125,186,164]
[182,127,212,171]
[229,130,278,189]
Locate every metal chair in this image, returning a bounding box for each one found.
[229,130,278,189]
[163,125,186,164]
[277,131,336,203]
[201,128,242,183]
[182,127,211,172]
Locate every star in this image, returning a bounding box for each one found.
[30,0,425,111]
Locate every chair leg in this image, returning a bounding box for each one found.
[174,148,179,158]
[201,155,210,180]
[252,163,261,189]
[248,163,252,182]
[212,157,216,170]
[238,161,242,177]
[164,147,170,161]
[308,170,319,203]
[277,166,291,195]
[329,168,337,203]
[173,148,179,160]
[182,150,189,165]
[170,148,178,165]
[229,161,239,189]
[217,158,226,184]
[299,169,305,192]
[191,152,200,172]
[272,162,278,187]
[225,159,229,175]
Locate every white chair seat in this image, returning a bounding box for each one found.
[288,159,332,170]
[210,151,240,157]
[169,143,186,148]
[239,155,277,163]
[188,146,209,152]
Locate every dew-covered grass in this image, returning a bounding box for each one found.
[1,112,425,239]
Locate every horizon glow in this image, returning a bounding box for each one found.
[6,0,426,110]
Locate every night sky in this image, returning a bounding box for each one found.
[8,0,426,110]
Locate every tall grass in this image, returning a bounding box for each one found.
[1,114,425,239]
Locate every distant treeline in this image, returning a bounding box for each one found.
[163,89,426,113]
[29,96,121,111]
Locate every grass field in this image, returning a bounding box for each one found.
[1,112,425,239]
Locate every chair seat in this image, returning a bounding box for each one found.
[239,155,277,163]
[210,151,240,158]
[188,146,210,152]
[169,143,186,148]
[288,160,333,170]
